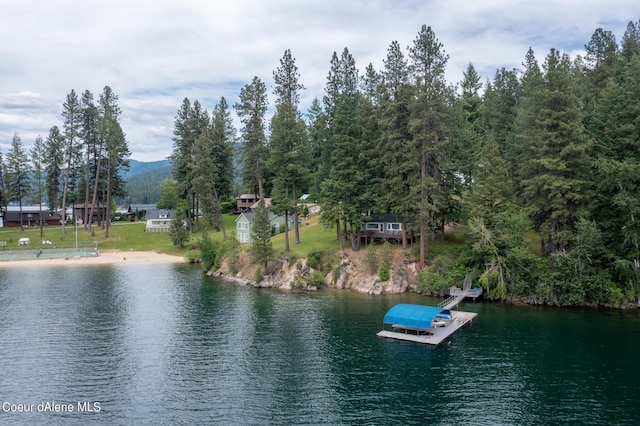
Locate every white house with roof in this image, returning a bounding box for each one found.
[145,209,175,232]
[235,211,294,243]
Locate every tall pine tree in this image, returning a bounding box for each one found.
[408,25,453,267]
[269,49,307,250]
[5,132,31,231]
[517,48,591,254]
[235,76,269,199]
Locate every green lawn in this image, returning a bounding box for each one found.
[0,215,538,261]
[0,222,191,256]
[270,215,341,257]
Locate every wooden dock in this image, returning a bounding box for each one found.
[377,273,481,345]
[377,310,477,345]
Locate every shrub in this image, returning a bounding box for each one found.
[199,235,218,271]
[365,246,378,274]
[416,269,447,294]
[169,209,189,248]
[307,250,326,271]
[185,249,201,264]
[378,259,390,281]
[607,285,624,308]
[254,268,263,283]
[219,235,241,274]
[307,270,325,288]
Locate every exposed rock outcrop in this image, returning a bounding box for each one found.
[213,249,418,295]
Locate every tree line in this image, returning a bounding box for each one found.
[1,86,130,238]
[172,21,639,306]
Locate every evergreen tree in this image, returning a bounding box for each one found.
[249,199,275,269]
[464,136,515,223]
[60,89,83,235]
[483,68,520,178]
[408,25,453,267]
[306,97,329,196]
[30,135,46,239]
[193,128,215,233]
[455,63,484,184]
[378,40,415,248]
[80,89,100,229]
[209,98,235,231]
[234,76,268,199]
[516,48,591,255]
[193,98,235,238]
[584,27,620,93]
[357,63,383,215]
[269,49,308,250]
[44,126,64,216]
[589,47,640,300]
[621,19,640,61]
[171,98,208,232]
[5,132,31,231]
[98,86,129,237]
[319,47,369,251]
[169,207,189,248]
[323,49,369,248]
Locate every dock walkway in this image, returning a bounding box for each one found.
[438,274,482,310]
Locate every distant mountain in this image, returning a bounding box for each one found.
[124,159,172,179]
[120,159,173,205]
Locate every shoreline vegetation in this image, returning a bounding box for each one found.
[1,216,638,309]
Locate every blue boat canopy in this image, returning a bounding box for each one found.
[383,304,451,330]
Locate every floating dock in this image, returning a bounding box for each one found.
[377,310,477,345]
[377,275,481,346]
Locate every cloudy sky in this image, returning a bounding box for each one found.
[1,1,639,162]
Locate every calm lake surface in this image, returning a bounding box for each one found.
[1,264,639,425]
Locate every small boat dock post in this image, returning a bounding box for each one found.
[377,274,481,345]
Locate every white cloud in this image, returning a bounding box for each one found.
[0,0,638,161]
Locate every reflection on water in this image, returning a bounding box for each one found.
[1,264,639,425]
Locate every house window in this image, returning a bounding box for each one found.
[238,222,249,230]
[387,223,401,231]
[366,223,379,230]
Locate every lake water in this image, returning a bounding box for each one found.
[1,264,639,425]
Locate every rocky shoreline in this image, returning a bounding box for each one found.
[211,250,419,295]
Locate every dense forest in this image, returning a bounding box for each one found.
[171,21,640,307]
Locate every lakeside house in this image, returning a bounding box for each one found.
[1,205,62,228]
[145,209,176,232]
[236,194,259,212]
[249,198,272,209]
[235,211,294,243]
[73,203,108,225]
[362,213,415,244]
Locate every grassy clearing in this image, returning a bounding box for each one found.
[1,215,534,262]
[0,222,189,256]
[270,215,341,258]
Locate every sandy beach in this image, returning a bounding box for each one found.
[0,250,186,268]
